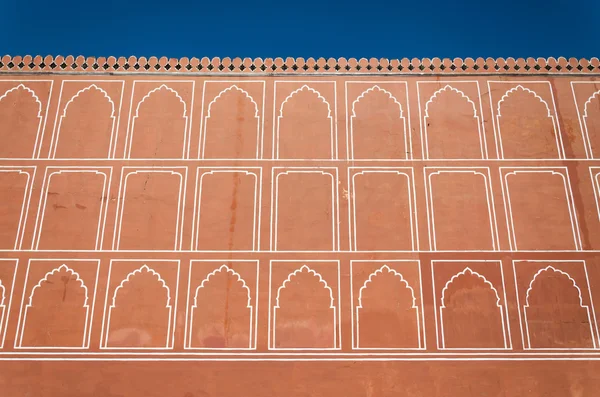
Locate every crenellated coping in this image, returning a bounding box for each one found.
[1,55,599,74]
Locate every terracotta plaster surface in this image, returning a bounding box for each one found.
[1,56,600,395]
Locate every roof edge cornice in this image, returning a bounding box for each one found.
[1,55,599,74]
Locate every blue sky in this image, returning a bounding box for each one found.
[1,0,598,58]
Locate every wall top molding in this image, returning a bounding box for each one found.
[1,55,599,75]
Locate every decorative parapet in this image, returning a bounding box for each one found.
[1,55,599,74]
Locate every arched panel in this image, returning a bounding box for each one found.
[496,85,560,159]
[0,84,43,158]
[20,265,89,347]
[357,265,420,348]
[440,268,506,348]
[277,85,333,159]
[424,85,483,159]
[203,86,260,159]
[105,265,172,348]
[274,265,336,349]
[351,86,406,159]
[54,85,116,158]
[189,265,252,348]
[129,85,188,159]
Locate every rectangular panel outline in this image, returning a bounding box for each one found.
[99,259,181,350]
[348,166,418,252]
[512,259,600,351]
[0,166,36,250]
[270,167,340,252]
[487,80,565,160]
[112,166,188,251]
[48,80,125,159]
[192,167,262,251]
[499,166,582,251]
[199,80,266,160]
[0,258,19,348]
[590,166,600,221]
[424,166,500,251]
[31,166,113,251]
[272,80,338,160]
[431,260,512,351]
[350,259,426,351]
[14,258,101,350]
[0,79,54,160]
[345,81,412,160]
[184,259,260,350]
[123,80,196,159]
[416,80,487,160]
[268,259,342,351]
[570,81,600,159]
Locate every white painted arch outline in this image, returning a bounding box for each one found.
[424,168,500,251]
[0,83,44,159]
[18,264,92,349]
[274,82,337,160]
[272,264,337,350]
[112,167,187,251]
[349,85,408,160]
[430,260,511,351]
[356,265,421,349]
[500,167,582,251]
[439,267,508,350]
[32,167,112,251]
[192,168,261,251]
[422,84,486,159]
[201,85,261,159]
[184,260,259,351]
[493,83,564,159]
[349,168,418,252]
[51,84,117,158]
[103,264,174,349]
[126,82,193,159]
[582,89,600,158]
[188,264,253,349]
[520,264,598,350]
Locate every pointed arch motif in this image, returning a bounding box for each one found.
[273,265,336,349]
[20,264,90,348]
[350,85,407,159]
[189,264,253,348]
[523,266,596,349]
[582,90,600,158]
[439,267,507,349]
[423,85,484,159]
[53,84,116,158]
[276,84,334,159]
[356,265,420,348]
[203,85,260,159]
[128,84,189,159]
[105,264,173,348]
[496,85,561,159]
[0,84,43,158]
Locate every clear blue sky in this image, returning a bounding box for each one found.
[1,0,598,59]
